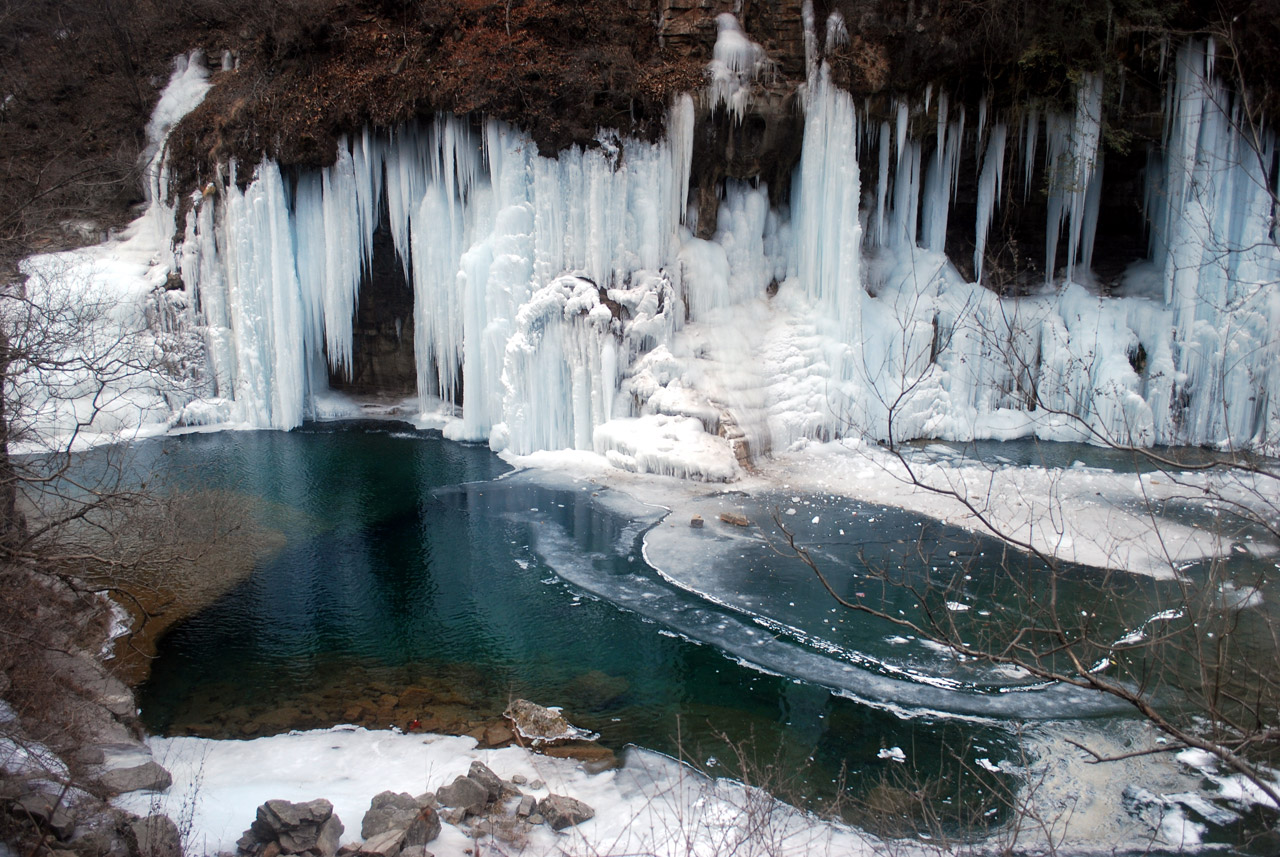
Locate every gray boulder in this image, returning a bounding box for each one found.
[535,795,594,831]
[128,814,182,857]
[14,792,77,840]
[360,792,418,839]
[98,762,173,795]
[434,777,487,815]
[466,763,503,802]
[240,798,343,857]
[356,829,404,857]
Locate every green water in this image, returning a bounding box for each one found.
[126,422,1277,846]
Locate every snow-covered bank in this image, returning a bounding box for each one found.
[116,720,1276,856]
[115,728,882,857]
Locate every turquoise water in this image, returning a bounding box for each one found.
[126,422,1276,846]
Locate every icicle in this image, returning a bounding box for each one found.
[871,120,891,248]
[1023,106,1039,201]
[1044,74,1102,284]
[707,14,768,122]
[795,63,863,334]
[668,94,696,229]
[895,99,909,169]
[974,123,1008,282]
[801,0,817,81]
[825,11,849,51]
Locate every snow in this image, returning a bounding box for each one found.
[115,728,884,857]
[8,53,211,451]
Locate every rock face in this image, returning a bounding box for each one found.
[535,794,595,831]
[327,202,417,399]
[238,799,344,857]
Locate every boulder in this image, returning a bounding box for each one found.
[356,829,403,857]
[535,795,594,831]
[466,763,503,802]
[241,798,343,857]
[128,814,182,857]
[515,796,535,818]
[503,700,597,746]
[98,762,173,795]
[360,793,417,839]
[690,514,704,528]
[480,724,513,748]
[15,792,77,840]
[433,777,487,815]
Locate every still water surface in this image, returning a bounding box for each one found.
[129,422,1271,845]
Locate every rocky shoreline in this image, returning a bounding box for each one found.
[3,611,609,857]
[236,758,596,857]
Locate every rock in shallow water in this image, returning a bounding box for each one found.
[502,699,597,745]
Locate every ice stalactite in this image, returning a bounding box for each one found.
[1044,74,1104,284]
[973,124,1008,283]
[794,62,863,344]
[1141,40,1280,448]
[707,13,770,121]
[181,100,694,453]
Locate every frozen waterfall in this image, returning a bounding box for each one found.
[170,21,1279,476]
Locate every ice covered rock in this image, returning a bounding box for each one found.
[502,699,598,746]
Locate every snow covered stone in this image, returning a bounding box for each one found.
[502,699,597,746]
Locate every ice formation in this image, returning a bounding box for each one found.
[162,15,1278,477]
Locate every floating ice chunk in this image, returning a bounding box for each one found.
[878,747,906,762]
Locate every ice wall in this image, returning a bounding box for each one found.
[173,15,1279,471]
[181,103,696,455]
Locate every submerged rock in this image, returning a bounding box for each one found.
[502,699,597,746]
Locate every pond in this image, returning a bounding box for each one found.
[124,421,1276,848]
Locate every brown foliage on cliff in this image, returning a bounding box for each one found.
[164,0,704,193]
